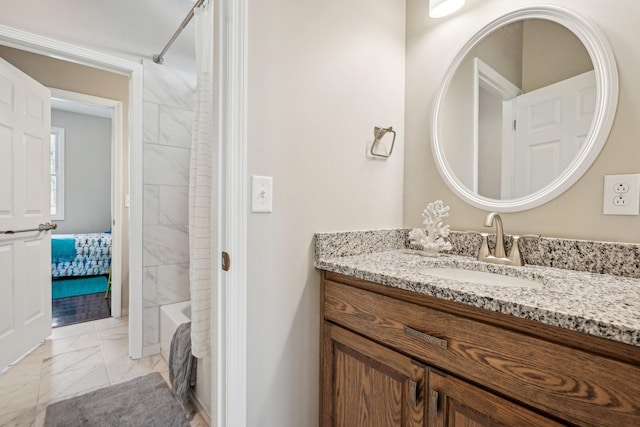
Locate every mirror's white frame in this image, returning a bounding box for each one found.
[432,4,618,212]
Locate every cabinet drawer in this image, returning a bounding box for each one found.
[323,279,640,427]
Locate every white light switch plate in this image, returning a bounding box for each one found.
[251,175,273,213]
[603,174,640,215]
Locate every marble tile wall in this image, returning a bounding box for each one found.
[142,59,196,354]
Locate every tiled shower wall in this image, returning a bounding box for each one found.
[142,59,196,354]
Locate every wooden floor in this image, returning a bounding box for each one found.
[52,292,111,328]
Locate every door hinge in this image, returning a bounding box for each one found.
[513,119,517,131]
[221,251,230,271]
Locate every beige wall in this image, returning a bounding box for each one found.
[0,46,131,306]
[405,0,640,244]
[247,0,406,425]
[522,19,593,92]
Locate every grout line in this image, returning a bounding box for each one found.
[96,331,114,386]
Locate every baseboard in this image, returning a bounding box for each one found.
[157,350,211,424]
[191,390,211,426]
[143,343,161,357]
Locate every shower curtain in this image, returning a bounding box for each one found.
[189,2,214,358]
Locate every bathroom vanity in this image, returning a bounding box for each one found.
[316,3,640,425]
[316,231,640,427]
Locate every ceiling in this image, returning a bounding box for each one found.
[0,0,197,71]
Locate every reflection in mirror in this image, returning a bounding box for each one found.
[441,19,594,199]
[432,5,618,212]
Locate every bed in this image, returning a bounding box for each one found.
[51,233,112,278]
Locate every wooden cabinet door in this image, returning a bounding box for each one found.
[322,323,426,427]
[428,369,564,427]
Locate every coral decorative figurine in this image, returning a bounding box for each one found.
[409,200,453,255]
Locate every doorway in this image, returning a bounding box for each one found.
[0,30,145,360]
[49,90,123,327]
[0,49,127,328]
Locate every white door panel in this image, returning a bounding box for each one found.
[0,243,14,339]
[0,125,12,214]
[0,57,51,370]
[528,97,562,131]
[25,134,46,215]
[512,70,596,197]
[527,139,561,192]
[24,238,47,321]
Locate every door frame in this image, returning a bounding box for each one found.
[0,25,145,359]
[214,1,248,425]
[473,57,521,197]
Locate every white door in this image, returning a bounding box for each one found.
[0,58,52,370]
[511,70,596,197]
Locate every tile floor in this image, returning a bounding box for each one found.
[0,317,207,427]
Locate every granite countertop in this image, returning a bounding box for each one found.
[316,248,640,347]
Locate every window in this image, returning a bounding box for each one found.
[50,127,65,220]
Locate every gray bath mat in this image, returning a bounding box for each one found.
[44,372,189,427]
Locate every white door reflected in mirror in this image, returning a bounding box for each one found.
[475,67,596,200]
[510,70,595,198]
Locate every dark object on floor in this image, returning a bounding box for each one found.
[169,322,197,406]
[52,292,111,328]
[52,275,109,299]
[44,372,189,427]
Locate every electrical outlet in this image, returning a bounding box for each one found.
[614,183,629,193]
[603,174,640,215]
[612,195,627,206]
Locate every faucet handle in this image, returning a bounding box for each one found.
[477,232,491,261]
[511,234,539,266]
[507,235,524,266]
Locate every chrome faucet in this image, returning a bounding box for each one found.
[477,212,539,266]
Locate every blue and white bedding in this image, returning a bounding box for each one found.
[51,233,112,278]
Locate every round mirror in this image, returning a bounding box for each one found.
[432,5,618,212]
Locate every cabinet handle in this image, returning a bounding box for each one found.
[430,390,439,416]
[403,326,448,349]
[409,380,418,407]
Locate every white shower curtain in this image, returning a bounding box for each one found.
[189,2,215,358]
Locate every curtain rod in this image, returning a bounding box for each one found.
[153,0,206,64]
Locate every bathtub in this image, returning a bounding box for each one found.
[160,300,191,362]
[159,300,212,422]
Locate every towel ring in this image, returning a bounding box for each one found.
[370,126,396,158]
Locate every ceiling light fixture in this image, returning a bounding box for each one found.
[429,0,465,18]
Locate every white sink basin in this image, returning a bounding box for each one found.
[417,267,543,289]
